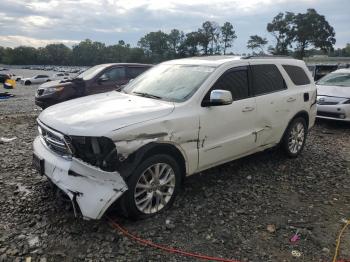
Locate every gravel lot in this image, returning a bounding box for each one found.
[0,72,349,261]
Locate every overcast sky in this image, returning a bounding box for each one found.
[0,0,349,53]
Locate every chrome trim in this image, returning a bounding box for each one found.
[36,119,73,158]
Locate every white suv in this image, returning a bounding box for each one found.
[33,56,317,220]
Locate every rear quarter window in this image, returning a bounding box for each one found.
[282,65,311,85]
[128,67,149,78]
[251,64,286,96]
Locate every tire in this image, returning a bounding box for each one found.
[281,117,307,158]
[120,154,181,220]
[24,81,31,86]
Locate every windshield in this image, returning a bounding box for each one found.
[123,64,215,102]
[75,64,107,80]
[317,73,350,87]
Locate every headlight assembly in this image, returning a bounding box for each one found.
[44,86,64,95]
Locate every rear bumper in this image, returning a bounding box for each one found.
[33,136,128,219]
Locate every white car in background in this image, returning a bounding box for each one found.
[51,73,70,81]
[33,56,316,220]
[21,75,50,85]
[316,68,350,121]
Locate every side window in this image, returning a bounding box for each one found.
[251,64,286,96]
[282,65,311,85]
[204,67,249,101]
[101,67,126,81]
[36,75,48,79]
[128,67,148,78]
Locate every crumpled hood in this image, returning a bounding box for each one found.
[39,92,175,136]
[39,80,73,89]
[317,85,350,98]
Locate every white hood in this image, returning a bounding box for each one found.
[317,85,350,98]
[39,91,175,136]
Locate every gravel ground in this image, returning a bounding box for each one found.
[0,72,349,261]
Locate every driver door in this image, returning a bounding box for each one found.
[90,67,127,95]
[198,66,258,170]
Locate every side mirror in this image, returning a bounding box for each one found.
[98,76,109,84]
[202,90,233,107]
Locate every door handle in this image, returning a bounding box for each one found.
[287,97,296,102]
[242,106,255,112]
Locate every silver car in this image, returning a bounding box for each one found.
[316,69,350,121]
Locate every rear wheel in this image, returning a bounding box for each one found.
[24,81,31,86]
[282,117,307,158]
[121,154,181,219]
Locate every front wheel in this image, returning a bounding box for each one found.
[121,154,181,219]
[282,117,307,158]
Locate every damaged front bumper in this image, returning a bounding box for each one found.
[33,136,128,220]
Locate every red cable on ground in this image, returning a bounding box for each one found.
[107,216,240,262]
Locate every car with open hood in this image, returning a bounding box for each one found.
[316,68,350,121]
[33,56,317,220]
[35,63,152,109]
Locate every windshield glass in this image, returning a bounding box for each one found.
[75,64,107,80]
[123,64,215,102]
[317,73,350,87]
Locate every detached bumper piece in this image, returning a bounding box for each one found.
[33,137,128,220]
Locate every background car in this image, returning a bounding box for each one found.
[50,73,70,81]
[21,75,50,85]
[307,64,338,80]
[316,68,350,121]
[35,63,152,108]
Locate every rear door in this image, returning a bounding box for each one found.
[198,65,258,170]
[90,67,127,94]
[249,63,293,146]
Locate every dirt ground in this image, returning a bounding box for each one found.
[0,76,349,262]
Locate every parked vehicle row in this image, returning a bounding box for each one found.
[33,56,317,220]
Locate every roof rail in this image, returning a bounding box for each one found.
[241,55,294,59]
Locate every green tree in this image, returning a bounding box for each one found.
[72,39,106,65]
[247,35,268,54]
[184,32,200,56]
[220,22,237,55]
[198,21,221,55]
[167,29,185,58]
[267,12,295,55]
[138,31,170,62]
[11,46,37,65]
[44,44,72,65]
[292,9,336,58]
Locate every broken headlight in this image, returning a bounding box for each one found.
[70,136,118,171]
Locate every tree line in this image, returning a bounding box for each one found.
[0,8,349,66]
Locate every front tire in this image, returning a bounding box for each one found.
[282,117,307,158]
[121,154,181,219]
[24,81,31,86]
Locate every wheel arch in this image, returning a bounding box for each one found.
[118,142,188,182]
[280,110,309,144]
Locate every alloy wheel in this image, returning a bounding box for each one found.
[134,163,176,214]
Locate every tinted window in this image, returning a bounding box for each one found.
[283,65,310,85]
[101,67,126,81]
[128,67,148,78]
[206,67,249,101]
[251,64,285,95]
[36,75,48,78]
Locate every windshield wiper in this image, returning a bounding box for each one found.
[132,91,162,100]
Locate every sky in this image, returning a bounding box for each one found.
[0,0,349,53]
